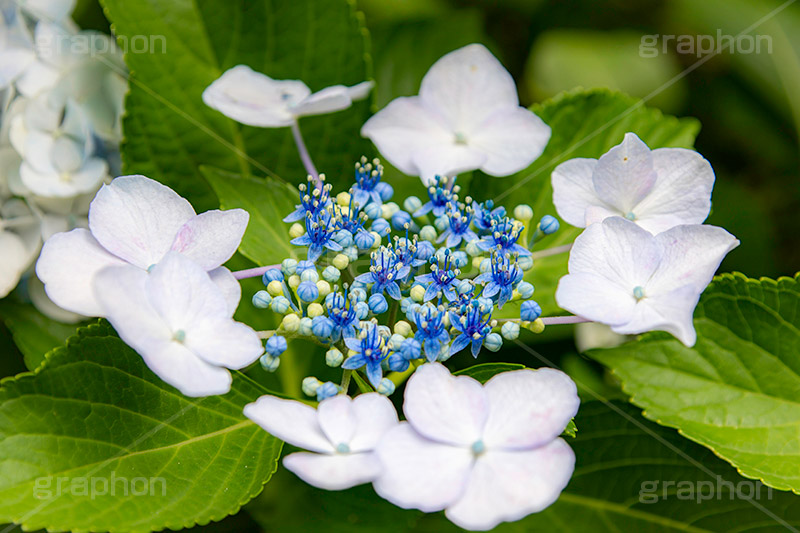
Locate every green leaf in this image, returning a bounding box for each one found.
[0,302,81,371]
[562,418,577,438]
[470,88,700,316]
[453,362,525,383]
[250,401,800,532]
[202,166,298,265]
[590,272,800,493]
[0,322,282,532]
[100,0,372,209]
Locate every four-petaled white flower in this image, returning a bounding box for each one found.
[373,363,579,531]
[555,217,739,346]
[36,174,249,317]
[94,252,264,397]
[244,393,399,490]
[361,44,551,185]
[202,65,374,128]
[552,132,715,234]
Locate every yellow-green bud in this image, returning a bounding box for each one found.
[528,318,545,334]
[289,223,305,239]
[267,280,283,297]
[370,231,381,249]
[288,274,300,289]
[332,254,349,269]
[513,204,534,221]
[307,302,324,317]
[394,320,412,337]
[336,191,351,206]
[281,313,300,333]
[316,280,331,298]
[410,284,426,302]
[471,257,483,269]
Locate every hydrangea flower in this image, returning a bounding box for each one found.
[244,393,398,490]
[291,209,343,262]
[412,303,450,362]
[414,176,459,217]
[325,289,360,341]
[36,175,248,317]
[373,363,579,531]
[551,132,715,234]
[283,177,332,222]
[354,247,410,300]
[473,251,522,308]
[203,65,373,128]
[449,300,494,357]
[361,44,551,184]
[555,217,739,346]
[343,322,392,387]
[415,250,460,302]
[438,201,479,248]
[94,253,263,397]
[475,217,529,256]
[473,199,506,232]
[351,156,392,207]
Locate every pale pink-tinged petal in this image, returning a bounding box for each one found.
[470,106,550,176]
[361,96,453,176]
[630,148,714,233]
[283,452,381,491]
[551,158,602,228]
[0,231,28,297]
[419,44,519,133]
[592,133,657,213]
[403,363,488,446]
[317,395,357,448]
[145,252,229,330]
[89,175,196,269]
[649,224,739,294]
[202,65,309,128]
[349,393,400,452]
[208,267,242,315]
[413,142,486,186]
[567,217,661,288]
[613,286,700,346]
[244,395,334,453]
[445,440,575,531]
[584,204,622,226]
[186,319,263,370]
[36,228,126,316]
[555,272,636,326]
[373,423,472,512]
[482,368,579,450]
[170,209,248,270]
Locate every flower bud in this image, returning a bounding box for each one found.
[336,191,351,206]
[501,321,520,340]
[371,218,390,237]
[484,332,503,352]
[433,215,449,232]
[451,251,468,268]
[517,255,533,271]
[344,246,359,262]
[252,290,271,309]
[400,338,422,360]
[539,215,559,235]
[297,280,319,302]
[332,253,350,270]
[270,296,291,314]
[410,284,426,303]
[281,313,300,332]
[419,225,437,242]
[377,378,396,395]
[296,260,316,276]
[525,317,545,334]
[259,354,280,372]
[387,353,409,372]
[403,196,422,213]
[376,181,394,201]
[316,280,331,298]
[333,229,354,248]
[262,269,284,284]
[368,293,389,314]
[325,347,344,367]
[351,288,367,302]
[370,231,382,249]
[265,335,288,356]
[457,279,474,295]
[266,280,284,297]
[513,204,533,221]
[355,230,376,250]
[288,274,301,289]
[389,333,406,350]
[281,258,298,276]
[302,376,322,397]
[364,202,382,220]
[316,381,340,401]
[311,316,334,338]
[307,302,324,317]
[355,301,370,319]
[520,300,542,322]
[465,240,482,256]
[391,210,412,230]
[299,316,313,336]
[517,281,534,299]
[289,223,305,239]
[381,201,399,219]
[300,268,319,283]
[322,265,340,282]
[394,320,412,337]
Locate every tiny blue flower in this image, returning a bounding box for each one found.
[449,300,494,358]
[343,322,391,387]
[414,175,459,217]
[368,293,389,314]
[476,217,531,256]
[520,300,542,322]
[283,178,332,223]
[352,157,387,207]
[297,280,319,302]
[354,247,411,300]
[412,303,450,362]
[473,199,507,232]
[291,210,344,262]
[473,252,522,308]
[325,289,359,341]
[415,249,460,302]
[265,335,288,356]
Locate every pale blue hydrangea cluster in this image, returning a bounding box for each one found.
[252,157,558,401]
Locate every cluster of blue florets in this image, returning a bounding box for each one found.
[252,156,558,400]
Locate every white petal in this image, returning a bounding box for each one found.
[349,393,399,452]
[346,80,374,101]
[28,275,84,323]
[317,395,357,448]
[186,318,263,370]
[21,0,76,22]
[361,96,453,176]
[373,423,472,512]
[412,142,487,186]
[202,65,309,128]
[649,224,739,294]
[35,228,126,316]
[612,286,700,346]
[567,217,661,288]
[0,231,28,297]
[482,368,580,450]
[631,148,715,234]
[145,252,229,329]
[403,363,488,446]
[292,85,353,117]
[170,209,248,270]
[15,60,59,97]
[555,272,636,326]
[0,48,35,88]
[445,440,575,531]
[137,339,233,397]
[592,133,657,213]
[243,395,334,453]
[208,266,242,315]
[89,175,196,269]
[551,158,602,228]
[283,451,381,491]
[469,106,551,176]
[419,44,519,134]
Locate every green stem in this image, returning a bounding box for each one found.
[387,300,399,329]
[340,369,353,394]
[278,345,303,399]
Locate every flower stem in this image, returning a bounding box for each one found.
[531,243,573,260]
[291,120,320,189]
[340,369,353,394]
[540,315,590,325]
[232,264,280,280]
[256,330,276,339]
